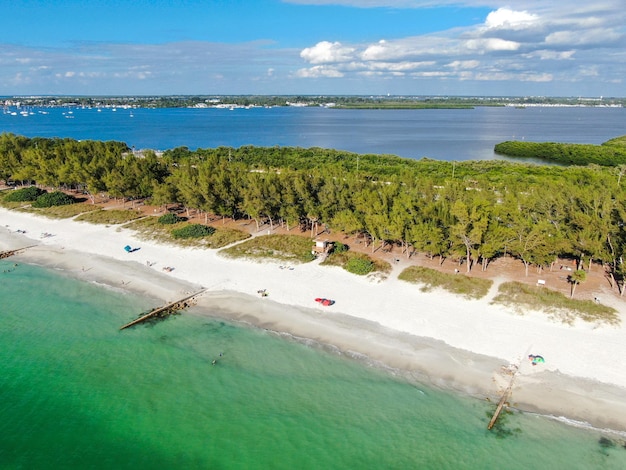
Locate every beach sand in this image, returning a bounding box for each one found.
[2,206,626,432]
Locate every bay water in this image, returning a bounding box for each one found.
[2,260,626,469]
[1,105,625,161]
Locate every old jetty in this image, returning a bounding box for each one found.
[487,365,519,430]
[119,289,206,330]
[0,245,37,260]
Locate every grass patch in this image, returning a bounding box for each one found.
[220,234,316,263]
[398,265,492,300]
[206,227,251,248]
[75,208,145,225]
[0,199,32,210]
[124,217,250,249]
[492,281,619,325]
[22,202,102,219]
[322,250,391,279]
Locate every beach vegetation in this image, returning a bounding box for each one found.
[202,227,250,248]
[345,256,374,275]
[322,249,391,277]
[23,202,101,219]
[0,197,28,210]
[32,191,76,208]
[3,186,45,202]
[398,265,492,300]
[332,241,348,254]
[158,212,185,224]
[220,234,316,263]
[75,208,144,225]
[492,282,619,325]
[124,217,249,248]
[171,223,215,239]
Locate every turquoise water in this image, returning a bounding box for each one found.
[1,260,626,469]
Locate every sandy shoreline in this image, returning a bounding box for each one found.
[2,207,626,432]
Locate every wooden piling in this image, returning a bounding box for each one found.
[0,245,37,260]
[119,289,206,330]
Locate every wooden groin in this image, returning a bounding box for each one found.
[0,245,37,260]
[487,367,518,430]
[119,289,206,330]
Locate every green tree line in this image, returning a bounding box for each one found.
[3,132,626,292]
[494,136,626,166]
[0,133,165,200]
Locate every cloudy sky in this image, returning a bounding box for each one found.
[1,0,624,96]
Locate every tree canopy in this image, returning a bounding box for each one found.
[3,132,626,292]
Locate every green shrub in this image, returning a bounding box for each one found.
[333,242,348,254]
[32,191,76,208]
[345,257,373,275]
[171,223,215,239]
[158,213,185,225]
[4,186,46,202]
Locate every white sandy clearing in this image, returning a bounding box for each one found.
[2,207,626,432]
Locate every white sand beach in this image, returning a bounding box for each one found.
[2,206,626,432]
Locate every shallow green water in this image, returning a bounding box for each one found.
[1,260,625,469]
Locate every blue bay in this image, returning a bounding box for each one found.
[1,105,625,160]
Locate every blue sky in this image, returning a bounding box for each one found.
[1,0,625,97]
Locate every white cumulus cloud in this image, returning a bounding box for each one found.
[484,8,539,30]
[300,41,356,64]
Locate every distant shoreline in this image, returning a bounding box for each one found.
[3,94,624,110]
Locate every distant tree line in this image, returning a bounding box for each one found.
[2,132,626,293]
